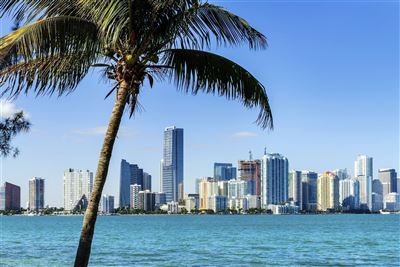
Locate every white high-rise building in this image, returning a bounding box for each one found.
[63,169,93,211]
[261,152,289,208]
[354,155,373,177]
[130,184,141,209]
[227,179,248,199]
[339,178,360,210]
[354,155,373,210]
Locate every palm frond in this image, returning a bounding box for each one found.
[0,0,82,21]
[144,1,267,54]
[163,49,273,129]
[74,0,130,46]
[0,16,99,65]
[0,53,95,97]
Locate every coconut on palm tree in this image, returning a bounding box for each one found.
[0,1,273,266]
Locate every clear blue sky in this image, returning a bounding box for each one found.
[1,1,399,207]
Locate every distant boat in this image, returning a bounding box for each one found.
[379,210,392,215]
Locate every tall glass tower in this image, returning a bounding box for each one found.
[354,155,373,210]
[119,159,132,208]
[161,126,184,202]
[261,152,289,208]
[119,159,144,208]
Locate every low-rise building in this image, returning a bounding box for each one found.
[268,203,300,215]
[228,197,247,211]
[185,196,197,212]
[246,195,261,209]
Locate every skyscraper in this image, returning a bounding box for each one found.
[161,126,184,202]
[288,170,302,207]
[398,177,400,193]
[228,179,248,199]
[101,195,115,214]
[214,163,237,181]
[301,171,318,211]
[0,182,20,211]
[119,159,147,207]
[130,184,141,209]
[143,172,152,191]
[120,159,131,208]
[317,172,339,211]
[138,190,156,211]
[261,152,289,208]
[354,155,373,210]
[218,180,229,196]
[29,177,45,211]
[195,178,202,195]
[63,169,93,211]
[332,169,349,180]
[378,169,397,196]
[155,192,166,210]
[339,178,360,210]
[354,155,373,177]
[159,159,164,192]
[238,159,261,195]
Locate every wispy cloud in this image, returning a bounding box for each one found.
[231,131,258,139]
[0,99,29,118]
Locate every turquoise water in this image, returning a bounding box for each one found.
[1,215,399,266]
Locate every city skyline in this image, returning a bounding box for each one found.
[1,129,399,208]
[2,145,398,209]
[1,1,398,207]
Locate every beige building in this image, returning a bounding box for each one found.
[199,177,218,210]
[317,172,339,211]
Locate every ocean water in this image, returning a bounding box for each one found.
[1,214,399,266]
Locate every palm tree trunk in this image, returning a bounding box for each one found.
[74,81,130,267]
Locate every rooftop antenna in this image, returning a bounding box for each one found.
[249,150,253,161]
[264,147,267,156]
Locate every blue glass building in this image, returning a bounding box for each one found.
[161,126,184,202]
[214,163,237,181]
[119,159,144,208]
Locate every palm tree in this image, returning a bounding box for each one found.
[0,1,273,266]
